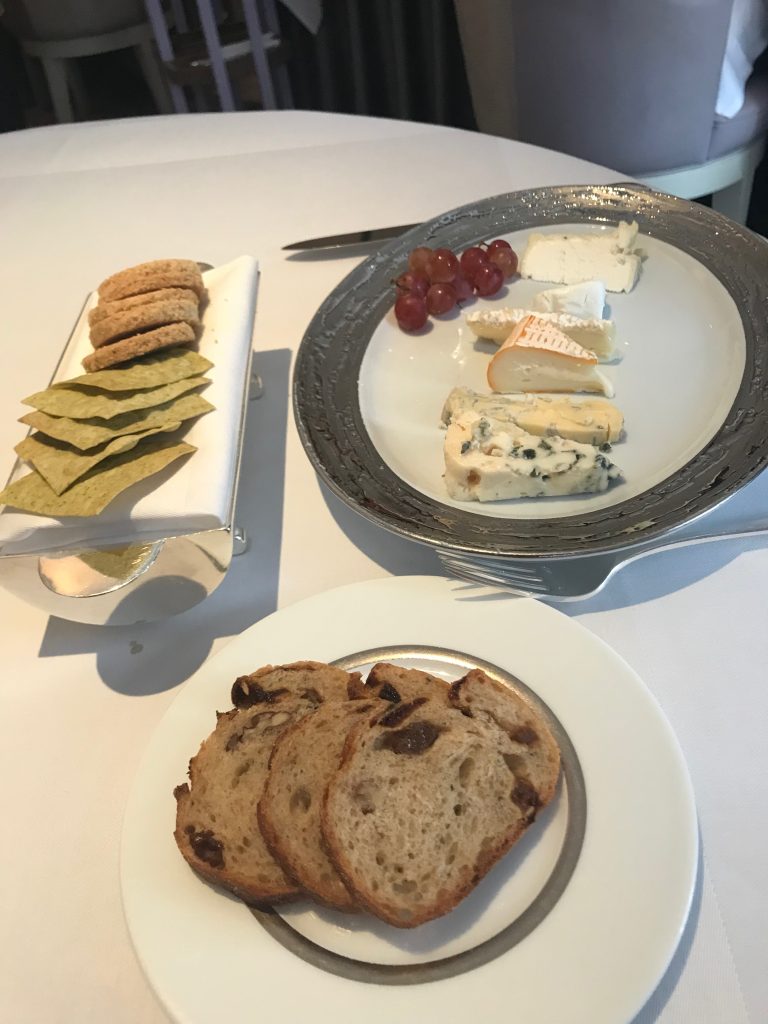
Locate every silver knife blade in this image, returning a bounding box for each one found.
[282,223,420,252]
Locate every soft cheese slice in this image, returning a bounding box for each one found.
[444,411,621,502]
[466,307,614,359]
[487,315,614,397]
[520,221,641,292]
[441,386,624,446]
[533,280,606,320]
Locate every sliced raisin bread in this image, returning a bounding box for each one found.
[258,700,377,912]
[347,662,449,703]
[231,660,359,709]
[448,669,560,806]
[322,696,551,928]
[174,701,314,904]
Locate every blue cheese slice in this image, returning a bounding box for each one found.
[487,315,614,397]
[441,387,624,446]
[444,411,621,501]
[466,307,614,359]
[520,221,641,293]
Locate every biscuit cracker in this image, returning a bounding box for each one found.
[83,322,197,371]
[98,259,205,302]
[88,288,200,327]
[90,298,199,348]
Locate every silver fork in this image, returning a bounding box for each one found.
[436,520,768,600]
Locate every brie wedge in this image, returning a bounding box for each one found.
[444,411,621,502]
[487,315,614,397]
[520,221,641,292]
[466,307,615,359]
[441,386,624,446]
[533,280,606,320]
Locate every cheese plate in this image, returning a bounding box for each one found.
[293,184,768,558]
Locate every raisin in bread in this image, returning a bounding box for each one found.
[322,697,553,928]
[347,662,449,703]
[174,701,314,904]
[258,700,376,912]
[232,661,358,709]
[449,669,560,806]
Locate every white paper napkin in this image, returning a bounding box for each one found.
[0,255,258,556]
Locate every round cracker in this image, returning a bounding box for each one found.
[90,297,200,348]
[88,287,199,327]
[82,322,196,372]
[98,259,204,302]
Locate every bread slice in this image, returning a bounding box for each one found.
[258,700,377,911]
[322,697,553,927]
[448,669,561,806]
[347,662,449,703]
[174,701,314,904]
[231,661,359,709]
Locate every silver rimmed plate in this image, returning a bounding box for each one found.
[293,184,768,558]
[121,575,697,1024]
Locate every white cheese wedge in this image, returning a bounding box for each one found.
[466,307,615,359]
[441,386,624,446]
[533,280,606,320]
[520,221,641,292]
[487,315,614,397]
[444,411,621,502]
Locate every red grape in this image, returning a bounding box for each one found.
[453,273,474,302]
[460,246,488,277]
[486,238,512,255]
[473,262,504,297]
[394,269,429,296]
[408,246,433,273]
[426,282,457,315]
[488,247,518,278]
[395,292,428,330]
[425,248,459,283]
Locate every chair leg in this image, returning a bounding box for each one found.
[40,56,73,123]
[135,38,174,115]
[711,174,755,224]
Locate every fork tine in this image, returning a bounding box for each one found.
[437,554,549,594]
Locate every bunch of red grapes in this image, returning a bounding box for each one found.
[393,239,518,331]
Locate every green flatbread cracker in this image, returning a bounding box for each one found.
[55,347,212,392]
[20,393,213,450]
[22,375,209,419]
[0,440,195,517]
[15,428,170,495]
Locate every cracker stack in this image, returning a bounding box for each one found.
[84,260,206,371]
[0,260,213,518]
[173,661,561,927]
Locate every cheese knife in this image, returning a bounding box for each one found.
[282,222,421,253]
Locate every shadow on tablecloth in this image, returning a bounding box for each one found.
[35,348,291,695]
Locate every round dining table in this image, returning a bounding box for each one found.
[0,110,765,1024]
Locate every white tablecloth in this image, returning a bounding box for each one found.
[0,111,765,1024]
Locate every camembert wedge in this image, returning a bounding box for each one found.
[444,411,621,502]
[487,315,614,397]
[466,307,615,359]
[520,221,641,293]
[441,386,624,446]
